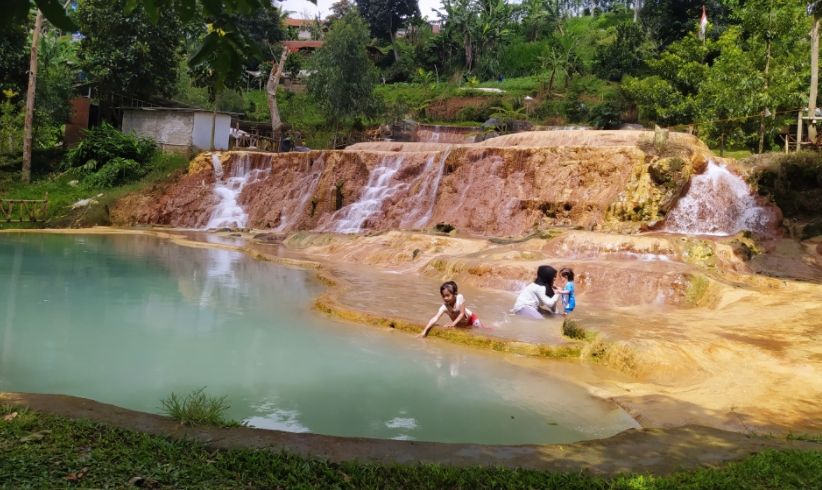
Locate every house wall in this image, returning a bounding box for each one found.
[122,110,193,152]
[64,97,90,148]
[192,112,231,150]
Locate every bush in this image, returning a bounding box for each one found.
[160,387,236,427]
[84,157,148,188]
[498,40,549,78]
[64,123,155,171]
[589,100,622,129]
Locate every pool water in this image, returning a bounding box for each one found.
[0,233,638,444]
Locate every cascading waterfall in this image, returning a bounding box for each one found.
[662,160,778,236]
[207,153,271,229]
[274,156,326,232]
[401,150,450,229]
[331,154,406,233]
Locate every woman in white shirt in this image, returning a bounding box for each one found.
[512,265,561,319]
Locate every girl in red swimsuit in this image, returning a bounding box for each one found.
[419,281,482,337]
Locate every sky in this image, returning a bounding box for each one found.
[277,0,444,21]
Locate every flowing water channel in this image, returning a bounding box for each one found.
[0,233,638,444]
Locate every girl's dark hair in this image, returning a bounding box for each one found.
[534,265,557,296]
[440,281,458,295]
[560,268,574,281]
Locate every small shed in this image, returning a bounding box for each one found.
[121,107,237,152]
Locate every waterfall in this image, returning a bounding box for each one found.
[274,156,326,232]
[662,160,778,236]
[207,153,270,229]
[331,155,406,233]
[401,150,449,229]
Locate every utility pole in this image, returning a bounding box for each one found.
[22,9,44,184]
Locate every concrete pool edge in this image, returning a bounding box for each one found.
[2,392,818,475]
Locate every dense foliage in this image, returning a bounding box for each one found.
[2,0,821,160]
[74,0,185,102]
[307,12,379,126]
[63,123,156,187]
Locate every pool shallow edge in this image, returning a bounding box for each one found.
[2,391,817,475]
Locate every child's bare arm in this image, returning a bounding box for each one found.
[420,311,444,337]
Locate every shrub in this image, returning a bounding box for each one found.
[83,157,148,188]
[562,318,587,339]
[160,387,236,426]
[589,100,622,129]
[498,40,549,78]
[64,123,155,171]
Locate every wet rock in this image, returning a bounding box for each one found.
[253,232,284,244]
[434,222,455,233]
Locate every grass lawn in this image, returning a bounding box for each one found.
[1,405,820,489]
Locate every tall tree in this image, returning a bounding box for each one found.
[22,9,43,184]
[356,0,420,60]
[4,0,302,97]
[640,0,731,48]
[0,15,29,95]
[808,1,822,144]
[307,11,378,142]
[74,0,184,103]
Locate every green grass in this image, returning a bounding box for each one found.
[478,75,542,95]
[0,151,189,227]
[1,404,820,488]
[711,148,754,159]
[160,387,237,427]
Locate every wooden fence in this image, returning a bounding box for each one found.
[0,194,48,223]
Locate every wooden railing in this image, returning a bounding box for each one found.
[0,194,48,223]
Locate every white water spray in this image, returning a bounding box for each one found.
[332,155,406,233]
[207,153,270,229]
[662,160,778,236]
[401,150,450,229]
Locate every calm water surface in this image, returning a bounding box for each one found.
[0,233,638,444]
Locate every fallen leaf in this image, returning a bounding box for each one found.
[2,412,18,422]
[65,467,89,481]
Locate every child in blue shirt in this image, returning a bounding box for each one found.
[557,268,576,315]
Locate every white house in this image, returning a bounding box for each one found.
[121,107,234,152]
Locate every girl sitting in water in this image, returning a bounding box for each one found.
[419,281,482,337]
[511,265,561,319]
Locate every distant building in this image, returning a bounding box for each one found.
[121,107,237,152]
[285,18,319,41]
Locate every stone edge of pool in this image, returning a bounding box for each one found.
[2,392,818,475]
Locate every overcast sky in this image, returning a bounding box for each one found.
[277,0,444,21]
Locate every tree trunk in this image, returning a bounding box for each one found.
[210,93,218,151]
[464,33,473,72]
[633,0,641,23]
[808,17,820,144]
[22,10,44,184]
[267,47,289,143]
[390,30,399,63]
[758,37,771,154]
